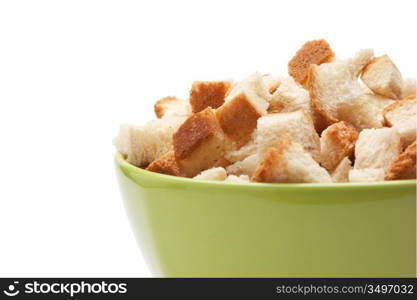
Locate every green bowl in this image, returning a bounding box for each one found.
[115,153,416,277]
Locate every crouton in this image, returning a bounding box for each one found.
[224,140,257,163]
[349,168,385,182]
[269,77,312,114]
[225,72,271,106]
[262,74,281,94]
[354,128,402,171]
[402,78,416,98]
[216,74,270,147]
[331,157,352,183]
[189,81,232,113]
[251,135,331,183]
[154,96,191,118]
[226,153,261,177]
[193,167,227,181]
[288,39,334,85]
[385,141,416,180]
[254,111,321,161]
[114,117,185,167]
[361,55,403,99]
[173,108,226,177]
[306,49,374,125]
[337,93,394,131]
[146,151,181,176]
[383,95,417,147]
[224,174,250,183]
[319,122,358,171]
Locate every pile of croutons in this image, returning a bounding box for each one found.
[114,40,416,184]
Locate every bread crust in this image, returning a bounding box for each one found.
[173,108,217,159]
[146,151,181,176]
[251,135,293,183]
[320,121,359,171]
[154,96,178,118]
[385,141,416,180]
[216,92,262,147]
[189,81,231,113]
[288,39,334,85]
[383,94,417,126]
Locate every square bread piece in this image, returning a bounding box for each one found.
[146,151,181,176]
[402,78,416,98]
[154,96,191,119]
[383,95,417,147]
[189,81,232,113]
[251,135,331,183]
[361,55,403,99]
[173,107,226,177]
[385,141,416,180]
[288,39,334,85]
[353,127,402,171]
[306,49,374,125]
[319,121,358,171]
[337,93,395,131]
[216,73,270,147]
[226,153,261,177]
[113,116,185,167]
[254,110,321,161]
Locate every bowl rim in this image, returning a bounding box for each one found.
[116,152,417,190]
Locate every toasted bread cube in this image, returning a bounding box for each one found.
[319,122,358,171]
[216,95,266,148]
[262,74,281,94]
[173,108,226,177]
[331,157,352,183]
[251,135,331,183]
[189,81,232,113]
[306,49,374,125]
[224,174,250,183]
[385,141,416,180]
[113,117,185,167]
[269,77,312,116]
[154,96,191,119]
[146,151,181,176]
[361,55,403,99]
[288,39,334,85]
[383,95,417,147]
[348,168,385,182]
[255,111,321,161]
[402,78,416,98]
[354,128,402,171]
[338,93,395,130]
[193,167,227,181]
[226,153,261,177]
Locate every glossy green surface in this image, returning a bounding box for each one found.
[115,153,416,277]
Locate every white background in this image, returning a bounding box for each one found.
[0,0,415,277]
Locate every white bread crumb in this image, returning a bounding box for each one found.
[224,174,250,183]
[331,157,352,183]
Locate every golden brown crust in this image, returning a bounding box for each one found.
[216,93,261,147]
[383,94,417,126]
[320,121,359,171]
[173,108,217,160]
[154,96,178,118]
[251,135,292,183]
[146,151,182,176]
[214,157,232,168]
[385,141,416,180]
[288,39,334,85]
[189,81,231,113]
